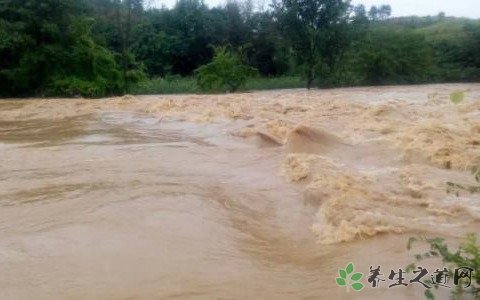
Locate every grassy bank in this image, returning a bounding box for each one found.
[130,76,305,95]
[243,76,306,91]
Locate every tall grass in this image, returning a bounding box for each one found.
[131,76,304,95]
[130,76,198,95]
[242,76,305,91]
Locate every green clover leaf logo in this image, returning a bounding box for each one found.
[336,262,364,292]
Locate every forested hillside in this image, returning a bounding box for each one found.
[0,0,479,97]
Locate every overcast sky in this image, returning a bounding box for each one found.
[151,0,480,19]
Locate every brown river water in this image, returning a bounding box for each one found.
[0,84,479,299]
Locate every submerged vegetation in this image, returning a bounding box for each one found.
[1,0,480,97]
[446,166,480,196]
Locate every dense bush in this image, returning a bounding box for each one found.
[195,47,257,92]
[408,234,480,300]
[275,0,353,88]
[0,0,142,98]
[44,18,124,97]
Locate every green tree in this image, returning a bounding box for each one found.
[195,47,257,92]
[274,0,352,88]
[46,17,123,97]
[459,23,480,75]
[368,5,391,21]
[245,11,291,76]
[0,0,124,97]
[130,23,173,76]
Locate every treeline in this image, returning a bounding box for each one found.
[0,0,479,97]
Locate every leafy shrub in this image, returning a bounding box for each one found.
[0,4,139,98]
[44,19,125,97]
[407,234,480,300]
[406,168,480,299]
[114,51,147,93]
[195,47,257,92]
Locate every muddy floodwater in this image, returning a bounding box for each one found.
[1,84,479,299]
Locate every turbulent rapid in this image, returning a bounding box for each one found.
[0,84,479,299]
